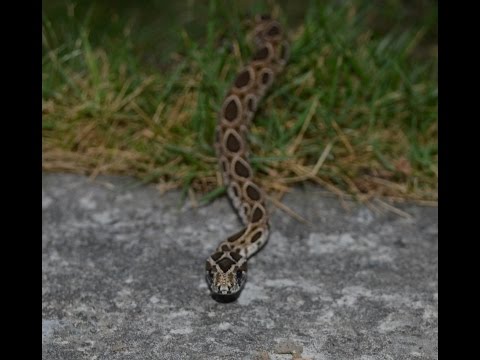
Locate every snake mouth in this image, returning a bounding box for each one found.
[207,274,247,303]
[211,291,242,303]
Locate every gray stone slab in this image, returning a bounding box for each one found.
[42,173,438,359]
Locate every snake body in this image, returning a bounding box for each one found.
[205,15,289,302]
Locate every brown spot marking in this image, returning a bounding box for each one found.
[235,69,251,89]
[221,159,228,173]
[217,257,235,272]
[230,252,242,262]
[253,46,269,61]
[267,24,281,37]
[240,262,248,272]
[246,183,261,201]
[227,228,246,242]
[206,261,212,271]
[230,183,239,198]
[224,98,239,121]
[226,132,241,152]
[231,184,239,197]
[251,231,262,243]
[234,159,251,178]
[211,252,223,261]
[221,244,230,252]
[243,204,250,217]
[251,206,264,222]
[261,71,271,85]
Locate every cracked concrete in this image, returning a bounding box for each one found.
[42,173,438,359]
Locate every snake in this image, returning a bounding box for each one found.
[205,15,289,302]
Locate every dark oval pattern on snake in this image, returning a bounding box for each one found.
[226,133,241,152]
[224,98,239,121]
[251,206,264,222]
[242,204,251,219]
[234,159,251,178]
[231,183,240,197]
[251,230,262,243]
[227,227,246,243]
[261,71,271,85]
[235,69,251,89]
[267,24,281,37]
[246,183,261,201]
[221,158,228,173]
[253,46,270,61]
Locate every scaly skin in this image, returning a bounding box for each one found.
[205,15,289,302]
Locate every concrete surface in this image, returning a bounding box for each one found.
[42,173,438,359]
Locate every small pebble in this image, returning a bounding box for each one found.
[274,339,303,356]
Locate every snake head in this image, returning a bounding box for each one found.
[205,248,248,302]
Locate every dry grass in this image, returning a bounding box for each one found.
[42,1,438,208]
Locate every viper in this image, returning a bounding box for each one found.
[205,15,289,302]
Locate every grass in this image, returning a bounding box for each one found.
[42,0,438,207]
